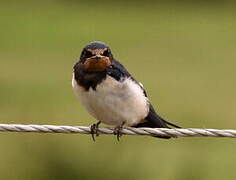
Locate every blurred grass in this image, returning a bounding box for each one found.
[0,0,236,179]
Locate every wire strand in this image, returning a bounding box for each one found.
[0,124,236,138]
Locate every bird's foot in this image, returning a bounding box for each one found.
[90,121,101,141]
[113,122,125,141]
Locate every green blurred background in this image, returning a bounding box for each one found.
[1,0,236,179]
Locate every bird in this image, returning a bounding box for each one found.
[72,41,180,140]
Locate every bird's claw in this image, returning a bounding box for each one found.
[113,122,125,141]
[90,121,101,141]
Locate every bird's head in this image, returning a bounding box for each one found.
[79,41,113,72]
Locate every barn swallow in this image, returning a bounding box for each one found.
[72,41,180,140]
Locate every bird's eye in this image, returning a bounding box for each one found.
[84,50,93,58]
[103,50,109,57]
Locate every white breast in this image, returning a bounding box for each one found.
[72,73,149,126]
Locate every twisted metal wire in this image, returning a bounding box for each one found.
[0,124,236,138]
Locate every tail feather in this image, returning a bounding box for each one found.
[153,110,181,128]
[162,119,181,128]
[133,104,181,139]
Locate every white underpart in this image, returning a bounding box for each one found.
[72,73,149,126]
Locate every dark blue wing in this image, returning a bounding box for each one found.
[107,59,147,96]
[106,59,131,81]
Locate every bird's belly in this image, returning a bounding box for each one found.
[72,75,149,126]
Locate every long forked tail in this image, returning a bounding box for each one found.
[154,111,181,129]
[133,104,181,139]
[161,118,181,128]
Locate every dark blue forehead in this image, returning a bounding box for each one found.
[84,41,108,50]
